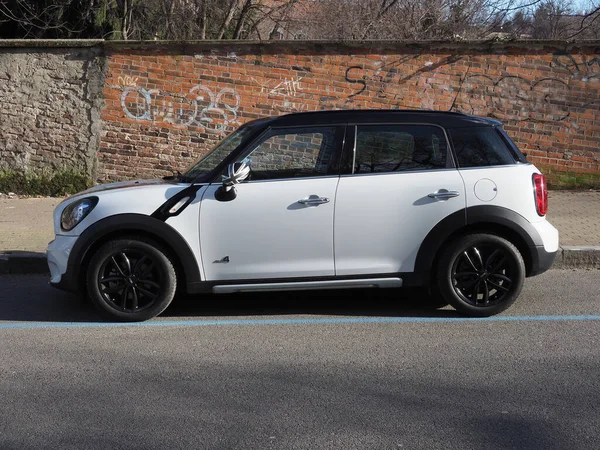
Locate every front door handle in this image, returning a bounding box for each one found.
[428,189,460,199]
[298,196,330,205]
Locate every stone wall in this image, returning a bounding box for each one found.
[1,40,600,182]
[0,44,105,178]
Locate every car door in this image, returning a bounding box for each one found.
[334,124,466,275]
[199,125,343,281]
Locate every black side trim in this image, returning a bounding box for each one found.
[57,214,201,293]
[187,272,425,294]
[214,185,237,202]
[414,205,544,277]
[466,205,543,247]
[50,269,79,293]
[414,208,467,276]
[529,246,557,276]
[151,184,204,221]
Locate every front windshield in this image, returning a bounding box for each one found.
[182,126,252,182]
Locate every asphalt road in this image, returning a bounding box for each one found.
[1,269,599,449]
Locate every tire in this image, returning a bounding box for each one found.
[86,238,177,322]
[436,233,525,317]
[424,285,450,309]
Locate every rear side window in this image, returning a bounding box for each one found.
[449,127,516,168]
[353,125,448,174]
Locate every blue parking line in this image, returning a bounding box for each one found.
[1,314,600,329]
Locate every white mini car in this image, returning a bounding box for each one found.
[48,110,558,321]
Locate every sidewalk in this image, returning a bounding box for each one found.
[0,191,599,273]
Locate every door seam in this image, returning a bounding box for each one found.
[332,176,341,276]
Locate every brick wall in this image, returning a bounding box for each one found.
[100,41,600,181]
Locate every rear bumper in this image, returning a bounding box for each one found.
[527,219,558,276]
[528,245,558,277]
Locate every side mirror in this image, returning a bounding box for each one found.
[215,159,251,202]
[223,159,251,186]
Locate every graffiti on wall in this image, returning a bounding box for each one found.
[252,76,303,97]
[120,83,240,133]
[456,74,573,122]
[250,75,313,112]
[552,52,600,81]
[332,52,600,124]
[116,50,600,133]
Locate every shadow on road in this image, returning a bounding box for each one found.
[0,274,460,323]
[165,287,459,319]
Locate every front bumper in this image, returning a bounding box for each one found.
[47,235,80,292]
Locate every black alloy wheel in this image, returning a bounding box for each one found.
[437,233,525,317]
[86,238,177,321]
[98,250,161,313]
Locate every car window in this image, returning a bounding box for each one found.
[353,125,448,174]
[183,126,253,181]
[241,127,337,181]
[449,127,516,168]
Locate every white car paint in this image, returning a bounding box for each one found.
[199,177,339,280]
[334,169,466,275]
[458,164,545,224]
[531,220,560,253]
[53,180,189,236]
[47,166,559,285]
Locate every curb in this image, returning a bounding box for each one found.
[0,252,49,275]
[1,246,599,276]
[554,246,600,269]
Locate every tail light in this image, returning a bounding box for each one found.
[533,173,548,216]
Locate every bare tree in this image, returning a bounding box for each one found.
[1,0,600,41]
[530,0,573,38]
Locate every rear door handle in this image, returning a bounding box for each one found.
[428,189,460,199]
[298,196,330,205]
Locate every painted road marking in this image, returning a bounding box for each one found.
[1,315,600,329]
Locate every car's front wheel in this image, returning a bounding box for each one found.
[436,233,526,317]
[86,238,177,321]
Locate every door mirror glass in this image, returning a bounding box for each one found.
[222,158,251,186]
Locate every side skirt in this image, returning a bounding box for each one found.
[213,278,402,294]
[187,273,426,294]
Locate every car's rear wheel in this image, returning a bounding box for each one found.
[86,238,177,321]
[436,233,525,317]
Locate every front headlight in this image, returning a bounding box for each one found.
[60,197,98,231]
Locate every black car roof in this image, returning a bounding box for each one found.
[245,109,502,129]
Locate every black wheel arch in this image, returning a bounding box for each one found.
[414,205,543,280]
[66,214,202,293]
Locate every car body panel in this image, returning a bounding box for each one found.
[199,177,339,280]
[334,170,466,274]
[53,181,190,236]
[457,163,545,224]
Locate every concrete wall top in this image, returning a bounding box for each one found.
[1,39,599,53]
